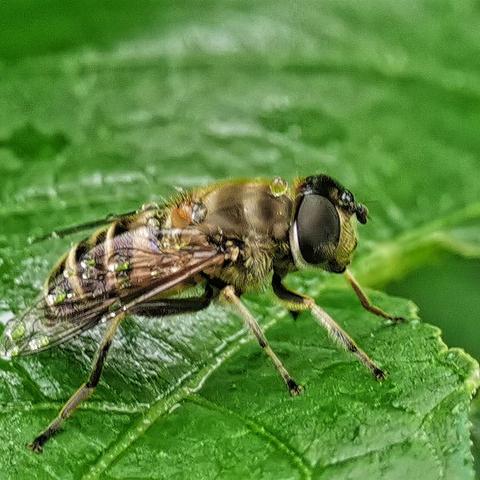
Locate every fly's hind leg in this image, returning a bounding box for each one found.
[133,284,215,317]
[221,286,302,396]
[345,269,406,323]
[272,274,386,381]
[28,313,124,453]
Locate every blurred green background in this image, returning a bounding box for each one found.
[0,0,479,477]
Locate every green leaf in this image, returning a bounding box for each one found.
[0,288,477,479]
[0,0,479,478]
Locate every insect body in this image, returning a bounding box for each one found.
[0,174,403,452]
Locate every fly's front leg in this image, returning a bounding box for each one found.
[272,274,386,381]
[28,313,124,453]
[345,269,405,323]
[221,286,303,396]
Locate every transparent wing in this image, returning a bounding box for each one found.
[1,226,225,358]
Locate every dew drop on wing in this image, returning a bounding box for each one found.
[27,336,50,351]
[0,312,19,360]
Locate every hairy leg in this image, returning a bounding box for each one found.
[221,286,302,395]
[345,269,405,322]
[272,274,385,380]
[28,313,124,453]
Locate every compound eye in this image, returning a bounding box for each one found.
[296,195,340,264]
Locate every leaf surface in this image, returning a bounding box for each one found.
[0,1,479,478]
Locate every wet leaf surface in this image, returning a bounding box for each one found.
[0,1,479,478]
[0,288,478,480]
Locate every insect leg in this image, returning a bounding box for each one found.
[133,284,215,317]
[272,274,385,381]
[28,313,124,453]
[289,310,300,321]
[344,269,405,322]
[221,285,302,396]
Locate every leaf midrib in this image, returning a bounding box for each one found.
[81,322,255,479]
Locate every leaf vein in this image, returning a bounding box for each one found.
[187,394,313,480]
[81,323,257,479]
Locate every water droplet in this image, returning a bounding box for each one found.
[86,258,96,267]
[141,202,159,212]
[47,291,67,306]
[11,323,25,341]
[56,292,67,304]
[115,261,130,272]
[270,177,288,197]
[28,336,49,350]
[192,201,207,223]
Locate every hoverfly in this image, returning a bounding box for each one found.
[0,174,403,452]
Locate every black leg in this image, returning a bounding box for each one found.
[272,273,386,380]
[289,310,300,321]
[133,284,215,317]
[28,314,124,453]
